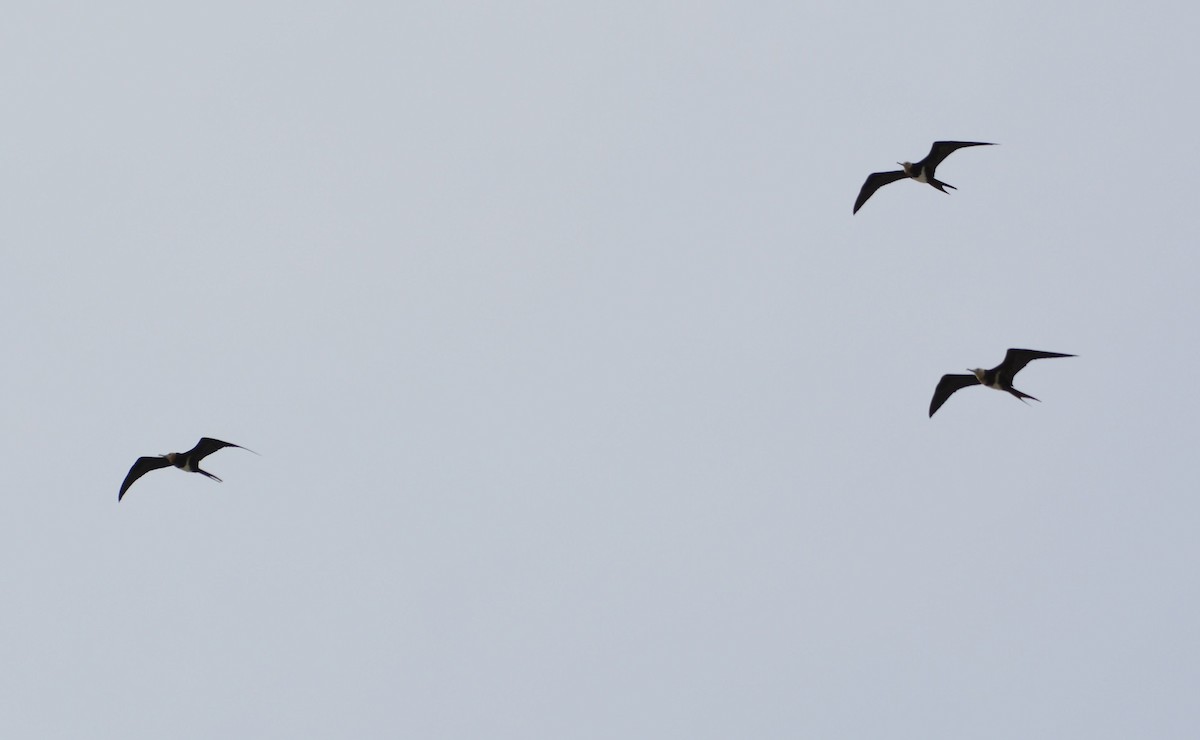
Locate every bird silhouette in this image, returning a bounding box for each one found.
[929,349,1074,417]
[854,141,994,214]
[119,437,255,501]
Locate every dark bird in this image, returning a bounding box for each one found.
[929,349,1074,417]
[853,141,994,214]
[119,437,254,501]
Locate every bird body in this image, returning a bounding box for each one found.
[119,437,253,501]
[854,141,994,214]
[929,349,1074,417]
[905,164,931,184]
[164,451,201,473]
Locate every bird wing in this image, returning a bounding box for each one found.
[995,349,1075,385]
[929,374,982,417]
[919,141,994,176]
[119,456,173,501]
[853,170,909,214]
[186,437,251,462]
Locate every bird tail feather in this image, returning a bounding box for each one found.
[1008,388,1040,405]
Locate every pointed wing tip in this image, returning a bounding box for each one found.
[192,437,258,459]
[853,170,907,214]
[929,374,981,418]
[1007,348,1077,358]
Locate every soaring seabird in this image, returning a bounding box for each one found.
[119,437,255,501]
[929,349,1074,417]
[853,141,994,214]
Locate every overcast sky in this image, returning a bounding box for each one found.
[3,2,1199,738]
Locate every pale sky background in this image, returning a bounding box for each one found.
[2,2,1198,738]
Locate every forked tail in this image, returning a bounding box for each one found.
[930,178,957,193]
[1008,388,1040,405]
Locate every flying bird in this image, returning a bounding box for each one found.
[119,437,255,501]
[929,349,1074,417]
[853,141,994,214]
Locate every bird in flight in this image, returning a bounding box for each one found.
[853,141,994,214]
[929,349,1074,417]
[119,437,255,501]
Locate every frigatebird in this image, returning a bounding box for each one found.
[119,437,254,501]
[929,349,1074,417]
[853,141,994,214]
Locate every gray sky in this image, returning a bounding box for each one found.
[3,1,1198,737]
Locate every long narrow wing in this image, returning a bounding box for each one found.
[929,374,982,417]
[119,456,173,501]
[995,349,1075,385]
[186,437,253,462]
[853,170,909,214]
[919,141,994,176]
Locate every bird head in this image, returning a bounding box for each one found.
[898,161,913,174]
[164,452,177,464]
[968,368,986,382]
